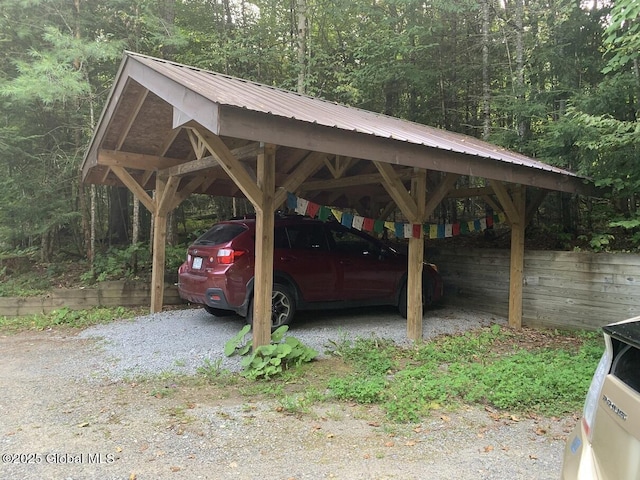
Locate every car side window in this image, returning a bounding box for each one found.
[286,224,328,251]
[328,226,380,256]
[274,227,290,249]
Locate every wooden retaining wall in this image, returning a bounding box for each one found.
[429,248,640,331]
[0,281,183,317]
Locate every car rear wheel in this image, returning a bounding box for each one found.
[246,283,296,330]
[203,305,235,317]
[398,280,431,318]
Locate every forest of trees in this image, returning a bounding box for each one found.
[0,0,638,269]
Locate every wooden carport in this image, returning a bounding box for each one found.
[81,52,593,347]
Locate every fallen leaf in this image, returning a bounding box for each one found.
[385,441,395,447]
[326,433,334,439]
[368,421,380,427]
[116,446,123,453]
[529,454,538,460]
[440,415,450,422]
[535,428,547,435]
[483,445,494,453]
[405,440,417,446]
[312,424,322,431]
[170,466,181,472]
[129,474,137,480]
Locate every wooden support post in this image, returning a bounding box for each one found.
[252,144,276,348]
[150,176,167,313]
[508,186,526,329]
[407,168,427,341]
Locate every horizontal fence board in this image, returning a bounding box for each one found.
[431,248,640,331]
[0,282,183,317]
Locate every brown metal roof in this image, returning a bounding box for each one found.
[130,52,577,178]
[82,51,595,211]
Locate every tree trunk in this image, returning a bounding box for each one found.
[482,0,491,140]
[297,0,307,94]
[515,0,526,141]
[108,187,130,245]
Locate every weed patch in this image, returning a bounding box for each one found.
[325,325,604,422]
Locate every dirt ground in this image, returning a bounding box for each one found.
[0,328,576,480]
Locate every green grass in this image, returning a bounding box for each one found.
[324,325,604,422]
[0,305,146,332]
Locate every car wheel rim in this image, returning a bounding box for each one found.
[271,291,291,327]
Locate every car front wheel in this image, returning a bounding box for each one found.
[246,283,296,330]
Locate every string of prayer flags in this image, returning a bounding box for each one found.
[285,192,503,239]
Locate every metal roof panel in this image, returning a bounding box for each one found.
[129,52,579,178]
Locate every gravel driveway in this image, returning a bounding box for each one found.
[1,306,573,479]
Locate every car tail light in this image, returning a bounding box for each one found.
[581,335,613,441]
[216,248,246,265]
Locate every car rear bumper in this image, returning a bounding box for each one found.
[178,272,248,315]
[561,420,600,479]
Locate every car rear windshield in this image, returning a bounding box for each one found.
[610,339,640,394]
[193,223,247,246]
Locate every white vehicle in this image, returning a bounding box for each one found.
[561,316,640,479]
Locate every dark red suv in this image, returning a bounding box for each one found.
[177,215,443,328]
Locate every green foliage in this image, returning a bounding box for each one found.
[578,233,615,252]
[0,0,635,261]
[0,306,141,332]
[225,325,318,380]
[325,325,604,422]
[602,0,640,73]
[85,243,150,282]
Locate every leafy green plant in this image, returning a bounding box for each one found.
[578,233,615,252]
[225,325,318,379]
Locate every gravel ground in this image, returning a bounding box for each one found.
[0,306,573,480]
[76,305,506,380]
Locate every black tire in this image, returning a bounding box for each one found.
[398,280,431,318]
[246,283,296,330]
[203,305,235,317]
[398,284,408,318]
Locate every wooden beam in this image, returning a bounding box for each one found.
[191,127,263,206]
[274,151,327,206]
[525,189,548,227]
[150,176,167,313]
[300,169,414,192]
[491,181,519,224]
[159,156,222,177]
[98,149,183,171]
[109,165,156,214]
[508,186,526,329]
[168,175,209,211]
[253,143,276,348]
[424,173,460,219]
[374,161,418,221]
[157,175,180,216]
[218,106,594,195]
[407,168,427,341]
[481,194,503,215]
[324,155,354,179]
